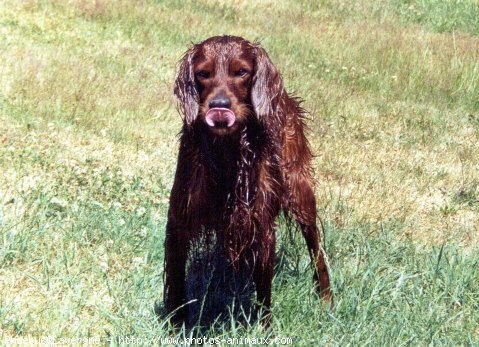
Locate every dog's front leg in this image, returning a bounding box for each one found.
[164,218,188,327]
[252,231,276,326]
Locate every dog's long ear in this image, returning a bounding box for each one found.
[251,44,284,121]
[174,46,199,128]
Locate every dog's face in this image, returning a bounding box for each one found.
[175,36,283,136]
[193,38,254,136]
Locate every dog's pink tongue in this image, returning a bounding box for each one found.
[205,108,235,128]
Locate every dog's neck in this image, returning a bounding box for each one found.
[194,122,264,191]
[198,125,242,179]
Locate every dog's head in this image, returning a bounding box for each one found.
[174,36,283,136]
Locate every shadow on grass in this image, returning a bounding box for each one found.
[184,241,256,330]
[155,237,257,332]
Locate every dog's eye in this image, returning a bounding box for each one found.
[235,68,249,77]
[196,70,210,79]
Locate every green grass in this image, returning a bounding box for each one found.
[395,0,479,35]
[1,0,478,345]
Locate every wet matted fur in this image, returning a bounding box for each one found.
[164,35,332,326]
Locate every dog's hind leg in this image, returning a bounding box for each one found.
[285,171,333,303]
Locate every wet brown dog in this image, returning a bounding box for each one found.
[164,35,332,326]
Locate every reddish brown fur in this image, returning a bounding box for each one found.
[164,35,332,325]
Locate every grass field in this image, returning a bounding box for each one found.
[1,0,478,345]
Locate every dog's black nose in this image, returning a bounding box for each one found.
[209,96,231,109]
